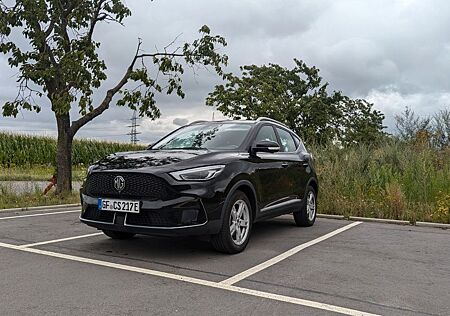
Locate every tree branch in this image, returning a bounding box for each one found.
[70,39,143,135]
[69,30,224,136]
[86,0,107,42]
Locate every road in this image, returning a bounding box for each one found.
[0,207,449,315]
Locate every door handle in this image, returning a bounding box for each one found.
[281,163,289,168]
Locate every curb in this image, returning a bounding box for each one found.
[415,221,450,229]
[317,214,449,229]
[316,214,345,220]
[0,203,81,213]
[348,216,411,225]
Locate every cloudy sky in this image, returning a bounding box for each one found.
[1,0,449,143]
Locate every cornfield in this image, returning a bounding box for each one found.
[0,133,145,167]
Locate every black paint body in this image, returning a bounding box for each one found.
[80,120,318,236]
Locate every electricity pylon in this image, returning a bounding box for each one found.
[127,110,141,144]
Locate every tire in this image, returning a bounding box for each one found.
[293,186,317,227]
[102,230,136,240]
[211,190,252,254]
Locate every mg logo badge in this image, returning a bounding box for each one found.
[113,176,125,193]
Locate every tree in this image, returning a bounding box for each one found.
[0,1,228,194]
[340,97,386,144]
[433,109,450,148]
[395,106,450,148]
[395,107,431,141]
[206,59,384,145]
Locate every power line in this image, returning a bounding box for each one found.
[127,110,141,144]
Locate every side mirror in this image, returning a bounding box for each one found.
[251,140,280,155]
[301,153,311,161]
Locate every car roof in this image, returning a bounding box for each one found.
[188,118,298,137]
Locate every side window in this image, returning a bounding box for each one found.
[298,139,307,152]
[276,128,296,152]
[292,133,306,152]
[255,125,277,143]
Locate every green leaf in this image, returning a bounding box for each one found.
[207,59,385,145]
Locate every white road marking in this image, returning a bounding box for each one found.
[0,241,378,316]
[17,232,103,249]
[221,221,363,285]
[0,209,80,220]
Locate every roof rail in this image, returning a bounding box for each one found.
[256,117,289,128]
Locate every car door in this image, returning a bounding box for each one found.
[275,127,308,200]
[250,124,291,213]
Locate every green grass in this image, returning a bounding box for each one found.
[0,185,79,210]
[0,165,87,181]
[312,140,450,224]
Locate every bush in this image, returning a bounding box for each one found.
[311,139,450,223]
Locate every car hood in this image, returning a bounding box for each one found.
[90,149,210,172]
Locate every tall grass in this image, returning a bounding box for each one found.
[312,140,450,223]
[0,133,145,167]
[0,184,79,209]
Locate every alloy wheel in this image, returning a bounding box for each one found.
[306,191,316,221]
[229,199,250,246]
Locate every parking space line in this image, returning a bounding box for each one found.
[0,241,378,316]
[221,221,363,285]
[17,232,103,249]
[0,209,80,220]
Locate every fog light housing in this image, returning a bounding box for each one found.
[181,209,199,225]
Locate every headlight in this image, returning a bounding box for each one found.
[86,165,95,176]
[170,165,225,181]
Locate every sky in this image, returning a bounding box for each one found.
[1,0,449,144]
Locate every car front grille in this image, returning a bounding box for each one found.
[126,210,183,227]
[126,208,207,227]
[84,172,178,200]
[81,206,207,227]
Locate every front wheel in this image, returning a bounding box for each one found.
[211,190,252,254]
[102,230,136,240]
[293,186,317,227]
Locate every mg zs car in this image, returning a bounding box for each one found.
[80,117,318,253]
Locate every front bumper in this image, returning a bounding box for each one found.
[80,194,224,237]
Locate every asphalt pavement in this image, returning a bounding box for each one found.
[0,208,449,315]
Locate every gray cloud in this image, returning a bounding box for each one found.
[1,0,450,141]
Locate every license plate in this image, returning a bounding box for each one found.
[98,198,140,213]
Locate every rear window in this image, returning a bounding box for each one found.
[276,128,297,152]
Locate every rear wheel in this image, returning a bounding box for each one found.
[293,186,316,227]
[211,190,252,254]
[102,230,135,240]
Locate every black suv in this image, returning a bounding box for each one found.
[80,117,318,253]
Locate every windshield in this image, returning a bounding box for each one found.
[152,123,252,150]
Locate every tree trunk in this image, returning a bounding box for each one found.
[55,113,73,195]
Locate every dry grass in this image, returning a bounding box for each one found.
[0,185,79,210]
[312,140,450,223]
